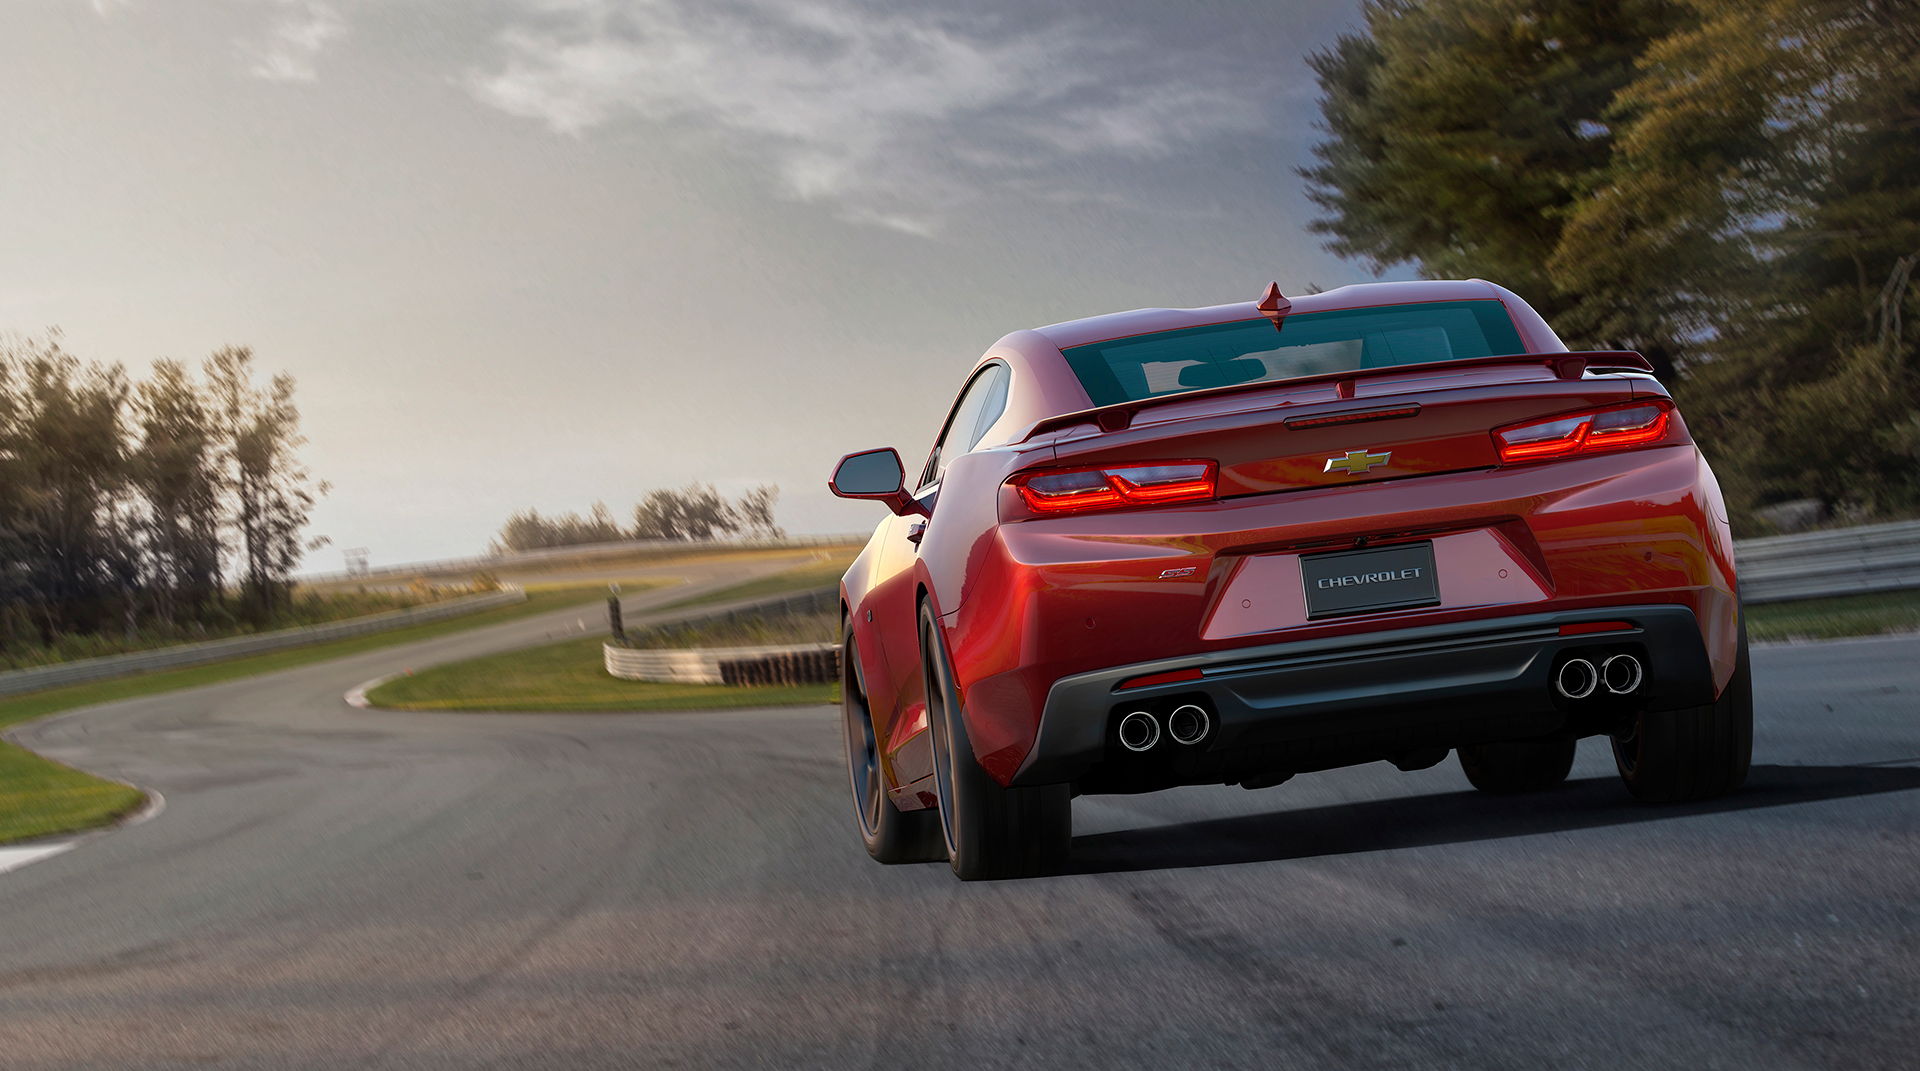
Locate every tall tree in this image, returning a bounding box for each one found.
[1302,0,1693,370]
[207,347,328,617]
[8,341,135,639]
[1554,0,1920,518]
[131,358,224,625]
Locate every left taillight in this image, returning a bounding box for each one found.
[1492,399,1675,463]
[1011,461,1216,515]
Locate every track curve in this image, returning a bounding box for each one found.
[1,609,1916,1069]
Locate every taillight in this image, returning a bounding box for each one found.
[1493,400,1673,463]
[1013,461,1216,514]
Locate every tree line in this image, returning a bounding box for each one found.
[0,331,326,650]
[1304,0,1919,529]
[491,484,784,553]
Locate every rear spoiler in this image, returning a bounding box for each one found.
[1019,350,1654,441]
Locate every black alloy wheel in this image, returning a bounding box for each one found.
[919,601,1071,881]
[1611,611,1754,802]
[841,619,941,863]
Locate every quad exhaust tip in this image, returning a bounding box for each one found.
[1555,658,1599,699]
[1601,653,1643,695]
[1167,704,1210,746]
[1118,710,1160,752]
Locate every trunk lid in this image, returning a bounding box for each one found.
[1040,362,1659,497]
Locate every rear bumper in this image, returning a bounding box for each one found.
[1008,604,1712,788]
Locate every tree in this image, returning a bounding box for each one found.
[207,347,329,617]
[1554,0,1920,519]
[493,484,787,551]
[131,358,224,625]
[489,502,625,553]
[3,336,136,640]
[733,485,785,540]
[1301,0,1694,371]
[631,484,737,541]
[1303,0,1920,525]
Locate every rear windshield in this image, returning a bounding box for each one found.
[1061,300,1527,408]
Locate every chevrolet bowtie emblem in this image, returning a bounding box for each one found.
[1324,449,1391,475]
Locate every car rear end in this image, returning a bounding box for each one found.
[941,284,1740,794]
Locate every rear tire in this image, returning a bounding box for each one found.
[842,620,942,864]
[1610,612,1753,802]
[1458,736,1577,794]
[921,602,1070,881]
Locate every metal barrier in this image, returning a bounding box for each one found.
[607,586,841,685]
[0,587,528,697]
[1735,519,1920,604]
[14,510,1908,699]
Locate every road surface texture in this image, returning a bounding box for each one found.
[0,614,1913,1068]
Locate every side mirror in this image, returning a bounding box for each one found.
[829,448,929,518]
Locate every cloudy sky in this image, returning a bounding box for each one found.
[1,0,1392,570]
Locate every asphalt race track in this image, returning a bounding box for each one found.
[0,596,1914,1068]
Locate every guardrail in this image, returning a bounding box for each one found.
[0,586,528,697]
[607,585,841,685]
[1735,519,1920,604]
[11,512,1900,700]
[299,533,871,585]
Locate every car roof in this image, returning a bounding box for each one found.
[1031,279,1515,351]
[971,279,1569,440]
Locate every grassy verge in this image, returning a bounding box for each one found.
[368,635,836,712]
[649,550,858,612]
[1746,589,1920,642]
[0,585,495,672]
[0,743,146,845]
[0,581,650,846]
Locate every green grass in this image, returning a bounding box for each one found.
[1746,589,1920,642]
[368,635,836,712]
[0,585,489,673]
[0,742,146,845]
[0,582,642,846]
[649,551,857,612]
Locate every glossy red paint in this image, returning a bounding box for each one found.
[833,280,1739,804]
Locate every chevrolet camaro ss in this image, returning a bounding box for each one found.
[829,279,1751,881]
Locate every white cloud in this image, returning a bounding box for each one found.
[472,0,1270,235]
[245,0,346,82]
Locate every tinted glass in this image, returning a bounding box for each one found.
[1061,301,1527,408]
[832,449,903,495]
[920,364,1010,489]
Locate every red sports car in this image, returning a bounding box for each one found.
[830,279,1750,881]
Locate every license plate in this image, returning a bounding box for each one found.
[1301,542,1439,619]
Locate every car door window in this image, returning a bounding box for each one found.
[919,363,1010,491]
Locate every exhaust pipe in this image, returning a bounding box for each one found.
[1601,654,1643,695]
[1118,710,1161,752]
[1555,658,1599,699]
[1167,704,1210,746]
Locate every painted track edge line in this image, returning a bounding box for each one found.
[345,673,403,709]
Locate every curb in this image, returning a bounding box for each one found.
[344,673,403,709]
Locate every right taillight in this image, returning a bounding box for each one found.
[1493,399,1674,463]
